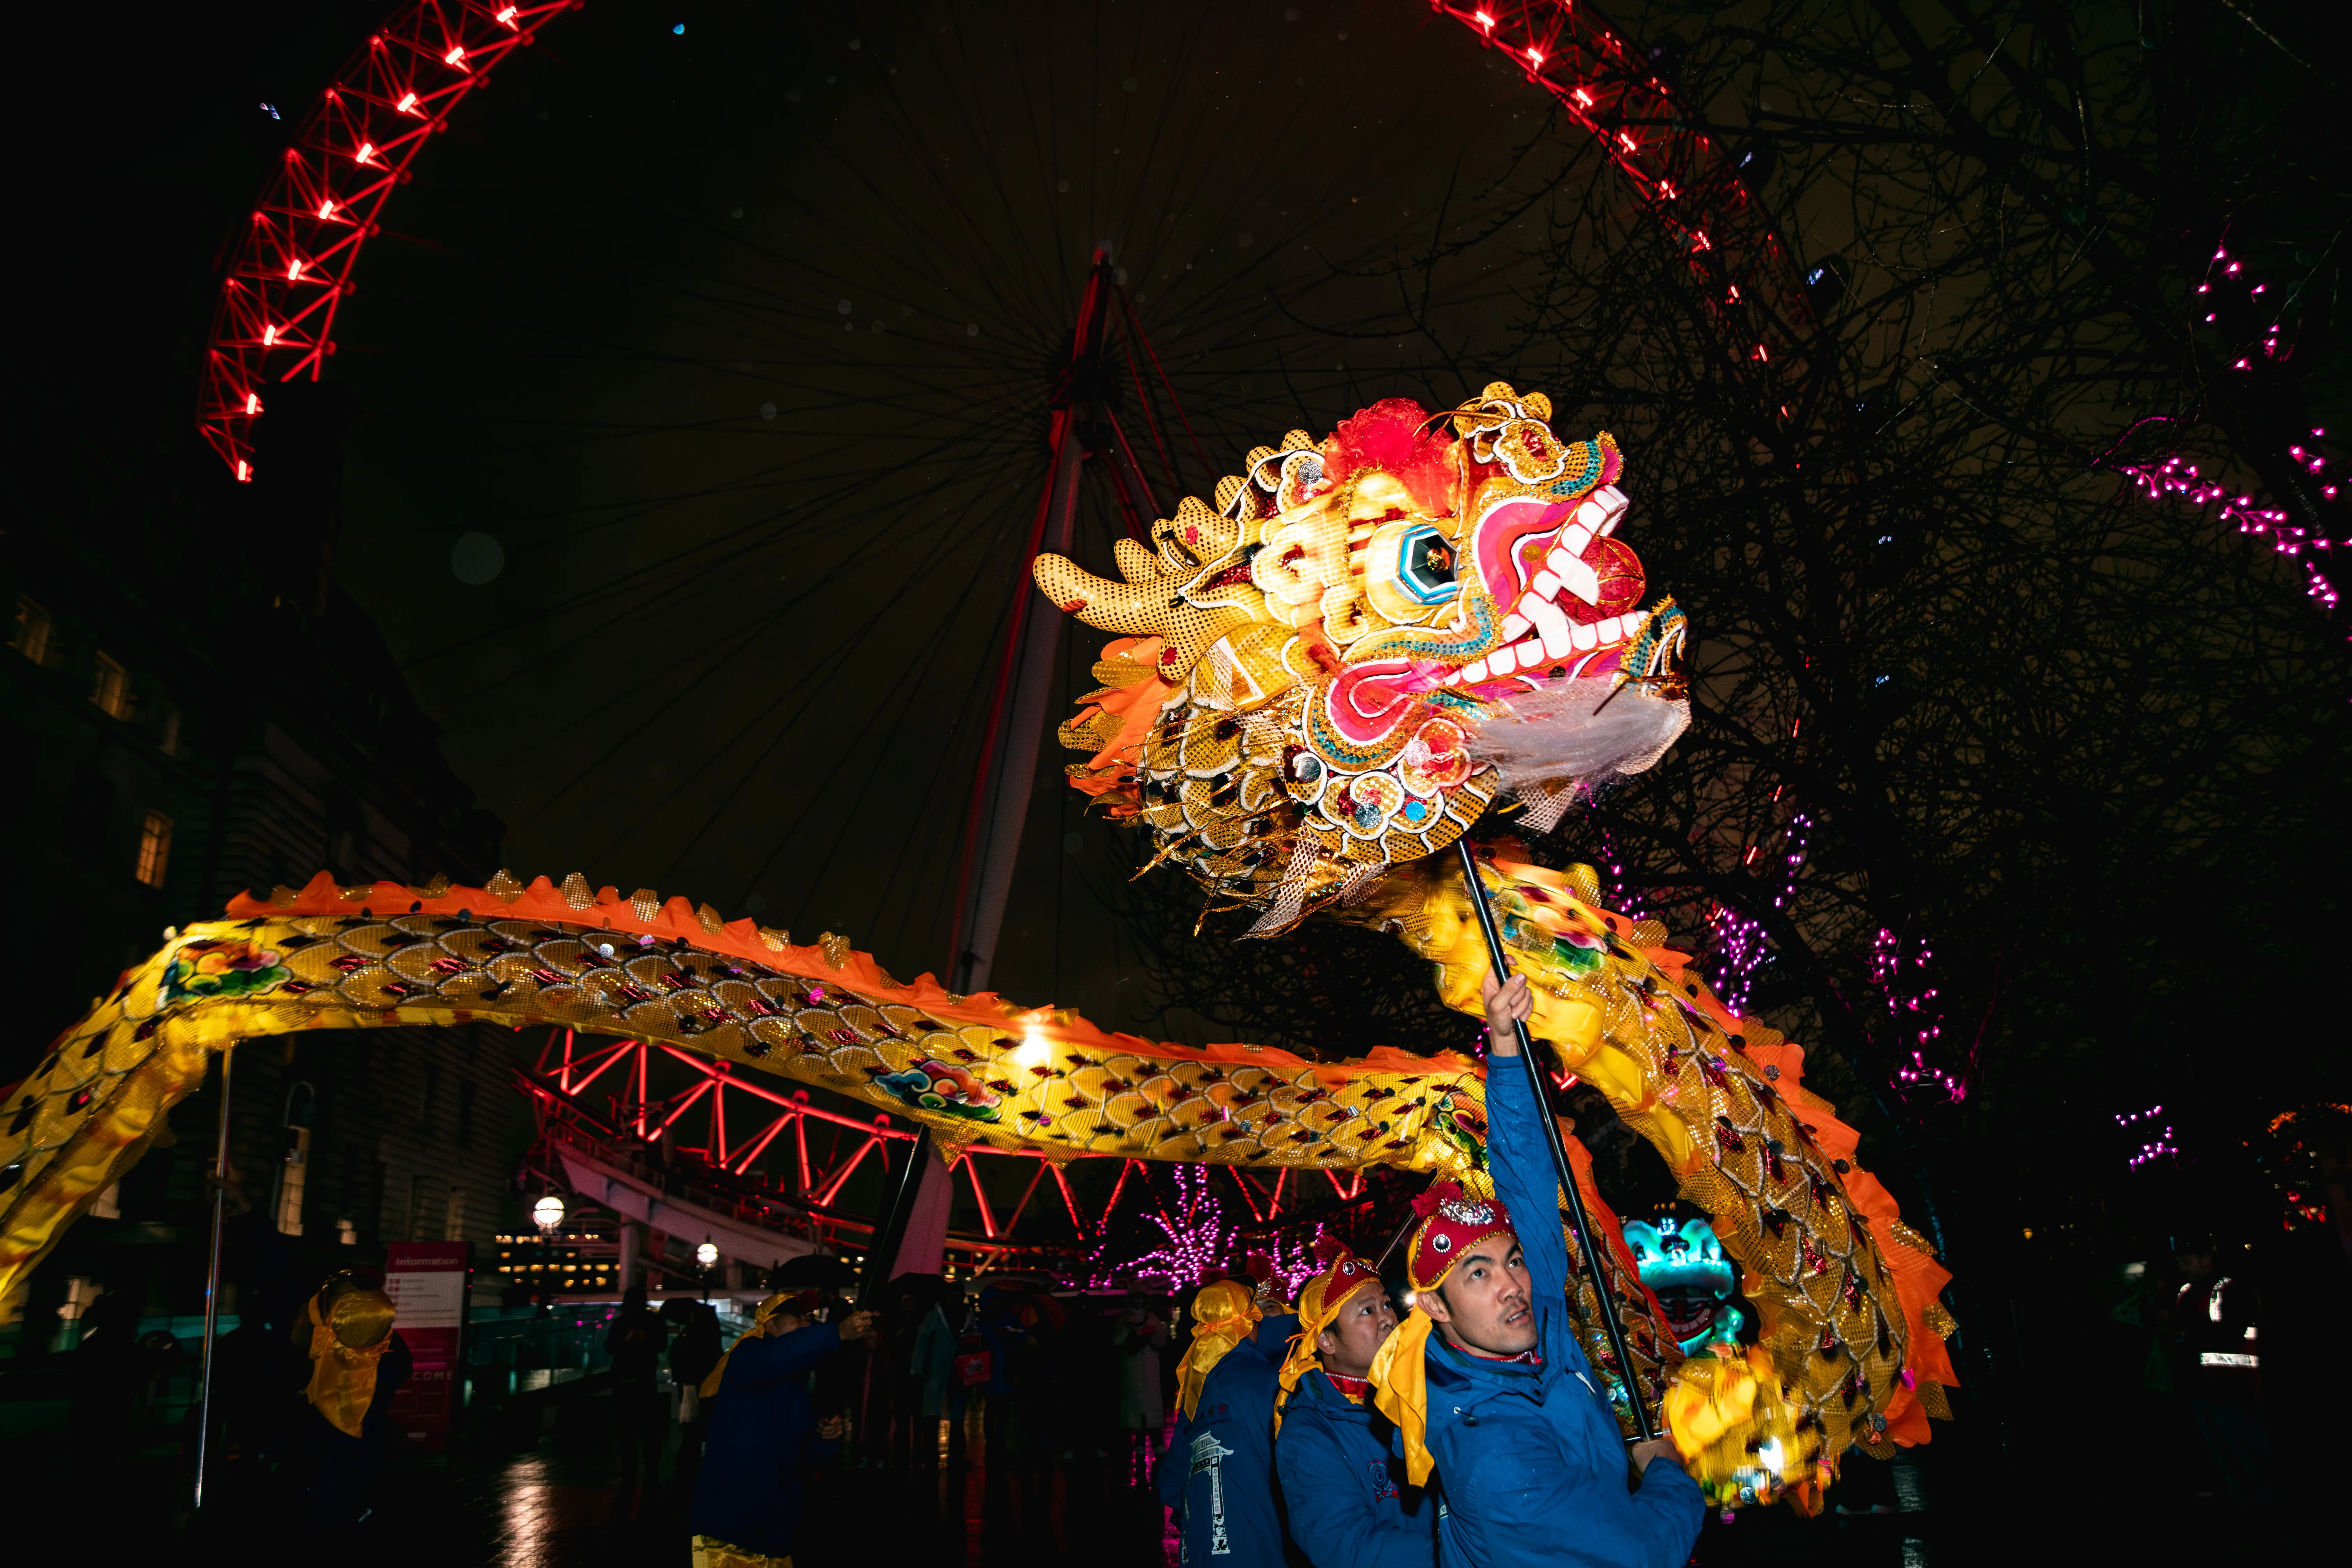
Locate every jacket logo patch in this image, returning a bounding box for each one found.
[1189,1430,1238,1556]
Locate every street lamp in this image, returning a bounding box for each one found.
[694,1239,719,1268]
[532,1194,566,1233]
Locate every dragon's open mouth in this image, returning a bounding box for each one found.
[1446,483,1648,688]
[1653,1285,1728,1344]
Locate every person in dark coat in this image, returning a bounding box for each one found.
[606,1284,670,1514]
[1368,974,1701,1568]
[1172,1282,1300,1567]
[665,1299,724,1499]
[1161,1276,1262,1520]
[290,1270,412,1534]
[1274,1241,1434,1568]
[690,1291,876,1567]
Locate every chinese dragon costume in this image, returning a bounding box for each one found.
[0,385,1953,1506]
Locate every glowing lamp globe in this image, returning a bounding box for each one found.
[531,1195,566,1233]
[695,1241,720,1268]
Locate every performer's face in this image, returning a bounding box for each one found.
[1422,1234,1536,1357]
[1315,1280,1399,1379]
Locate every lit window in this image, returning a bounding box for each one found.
[135,811,173,889]
[10,597,51,665]
[92,652,132,719]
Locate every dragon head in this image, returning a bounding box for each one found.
[1037,384,1689,932]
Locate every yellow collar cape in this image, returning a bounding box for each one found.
[1174,1280,1262,1420]
[1371,1186,1508,1487]
[1273,1239,1382,1434]
[1367,1308,1440,1487]
[303,1287,396,1438]
[699,1290,820,1399]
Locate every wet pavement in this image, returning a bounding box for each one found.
[4,1374,2308,1567]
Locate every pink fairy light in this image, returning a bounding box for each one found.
[2097,419,2339,614]
[1082,1165,1238,1288]
[1876,928,1962,1104]
[1707,812,1809,1015]
[1261,1225,1335,1295]
[2116,1104,2178,1170]
[2092,238,2345,624]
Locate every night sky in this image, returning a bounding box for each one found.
[206,0,1597,1041]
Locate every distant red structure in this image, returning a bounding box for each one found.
[514,1029,1374,1283]
[1431,2,1817,360]
[197,1,580,480]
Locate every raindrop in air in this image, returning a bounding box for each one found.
[450,532,504,585]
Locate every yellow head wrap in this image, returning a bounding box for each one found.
[699,1290,818,1399]
[1174,1280,1262,1420]
[1273,1242,1382,1433]
[303,1285,396,1438]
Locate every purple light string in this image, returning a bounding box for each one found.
[1594,820,1646,920]
[2095,243,2342,622]
[1876,927,1962,1104]
[1085,1163,1230,1287]
[1264,1224,1335,1295]
[2115,1104,2179,1170]
[1707,811,1810,1016]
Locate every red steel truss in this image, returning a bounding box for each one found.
[1430,2,1818,369]
[525,1029,1110,1270]
[518,1029,1368,1273]
[197,0,580,481]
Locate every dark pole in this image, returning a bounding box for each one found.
[193,1042,237,1505]
[858,1128,937,1310]
[1453,839,1655,1442]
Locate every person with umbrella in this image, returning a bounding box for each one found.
[691,1289,876,1568]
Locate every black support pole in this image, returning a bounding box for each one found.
[1454,838,1655,1442]
[857,1128,937,1310]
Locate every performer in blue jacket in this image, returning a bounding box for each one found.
[1368,972,1704,1568]
[1174,1278,1301,1566]
[1273,1238,1436,1568]
[1162,1276,1259,1518]
[689,1292,875,1568]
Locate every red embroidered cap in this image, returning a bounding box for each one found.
[1404,1182,1516,1294]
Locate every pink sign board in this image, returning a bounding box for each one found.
[384,1241,470,1452]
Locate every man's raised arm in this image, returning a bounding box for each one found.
[1480,972,1571,1314]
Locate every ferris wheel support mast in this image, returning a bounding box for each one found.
[947,250,1165,997]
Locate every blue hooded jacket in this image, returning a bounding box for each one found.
[1175,1313,1301,1567]
[689,1321,840,1556]
[1277,1364,1437,1568]
[1416,1062,1704,1568]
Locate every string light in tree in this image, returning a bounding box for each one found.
[1261,1224,1335,1296]
[1708,812,1810,1016]
[1591,818,1647,920]
[1084,1163,1231,1288]
[1876,928,1962,1104]
[2095,240,2343,624]
[2117,1104,2179,1170]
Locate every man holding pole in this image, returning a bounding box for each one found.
[1367,971,1703,1568]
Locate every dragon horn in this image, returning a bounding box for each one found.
[1032,553,1175,638]
[1033,551,1251,682]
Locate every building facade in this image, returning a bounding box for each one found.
[4,397,532,1345]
